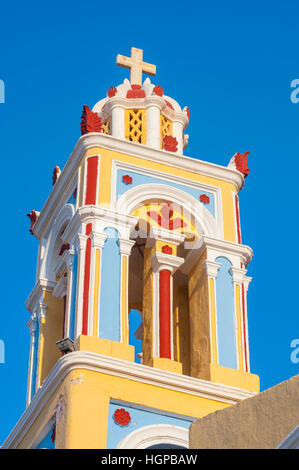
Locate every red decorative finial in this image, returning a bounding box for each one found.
[107,86,117,98]
[80,105,102,135]
[162,135,178,152]
[234,151,250,178]
[153,85,164,97]
[126,84,146,98]
[27,210,40,235]
[52,166,61,186]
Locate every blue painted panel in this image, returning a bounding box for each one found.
[107,402,192,449]
[69,254,78,340]
[116,169,215,217]
[128,309,142,363]
[36,424,55,449]
[30,321,39,401]
[215,257,237,369]
[99,228,121,342]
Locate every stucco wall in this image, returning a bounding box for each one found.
[189,374,299,449]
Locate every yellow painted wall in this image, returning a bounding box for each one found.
[39,291,64,385]
[19,367,232,449]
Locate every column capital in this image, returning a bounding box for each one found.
[90,231,108,249]
[203,260,221,278]
[118,238,136,256]
[230,266,247,284]
[151,227,186,246]
[36,302,47,323]
[27,314,39,336]
[52,276,68,299]
[151,252,184,274]
[243,275,252,291]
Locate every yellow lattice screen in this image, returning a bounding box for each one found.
[101,118,111,135]
[125,109,146,144]
[160,114,173,148]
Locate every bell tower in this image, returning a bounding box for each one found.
[3,47,259,450]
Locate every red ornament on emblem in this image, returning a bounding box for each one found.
[122,174,133,185]
[107,86,117,98]
[185,106,190,119]
[200,194,210,204]
[113,408,131,426]
[163,135,178,152]
[153,85,164,97]
[162,245,173,255]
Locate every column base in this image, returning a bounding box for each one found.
[75,335,135,362]
[209,363,260,392]
[149,357,183,374]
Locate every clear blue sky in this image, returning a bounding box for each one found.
[0,0,298,445]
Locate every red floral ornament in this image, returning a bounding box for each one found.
[162,245,173,255]
[200,194,210,204]
[113,408,131,427]
[80,105,102,135]
[122,174,133,185]
[153,85,164,97]
[185,106,190,119]
[27,210,40,235]
[107,86,117,98]
[165,100,174,110]
[163,135,178,152]
[126,84,146,99]
[52,165,61,186]
[234,151,250,178]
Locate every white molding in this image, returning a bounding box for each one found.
[116,424,189,449]
[115,183,221,241]
[151,227,186,246]
[151,252,185,274]
[52,276,67,299]
[26,279,55,315]
[111,159,224,239]
[32,133,244,239]
[2,351,256,449]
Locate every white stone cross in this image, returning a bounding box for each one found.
[116,47,156,86]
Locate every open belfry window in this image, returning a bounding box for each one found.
[125,109,146,144]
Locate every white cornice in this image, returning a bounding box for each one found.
[32,134,244,240]
[2,351,256,449]
[25,279,56,314]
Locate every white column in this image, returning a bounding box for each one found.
[145,96,163,149]
[110,99,125,139]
